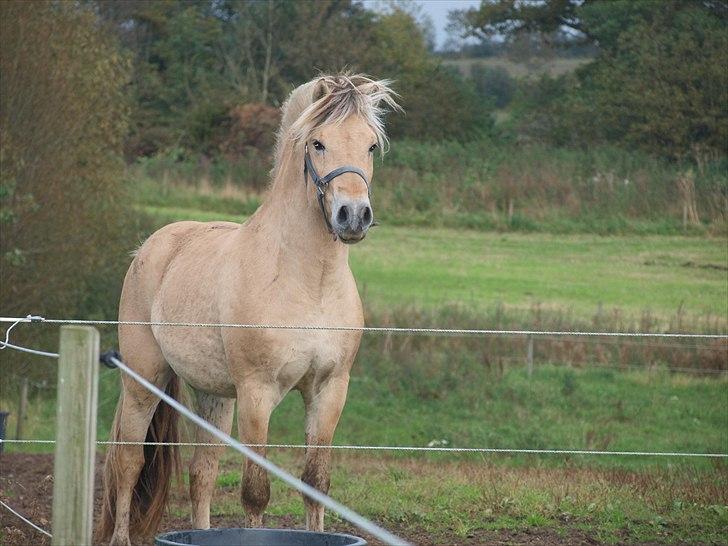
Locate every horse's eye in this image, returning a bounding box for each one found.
[369,143,378,153]
[313,140,325,151]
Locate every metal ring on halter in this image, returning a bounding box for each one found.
[303,144,370,234]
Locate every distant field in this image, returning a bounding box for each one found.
[352,226,727,325]
[444,56,592,78]
[139,204,727,326]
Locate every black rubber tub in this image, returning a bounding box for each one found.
[155,528,367,546]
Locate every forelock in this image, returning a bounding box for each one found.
[288,73,401,153]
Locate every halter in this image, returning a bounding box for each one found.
[304,144,370,234]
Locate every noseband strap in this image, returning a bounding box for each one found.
[304,144,370,234]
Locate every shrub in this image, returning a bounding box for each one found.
[578,6,728,161]
[217,103,281,158]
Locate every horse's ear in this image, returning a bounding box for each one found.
[312,78,331,103]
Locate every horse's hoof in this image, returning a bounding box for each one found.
[245,514,264,528]
[108,535,131,546]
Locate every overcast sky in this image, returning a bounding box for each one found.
[362,0,481,50]
[414,0,481,49]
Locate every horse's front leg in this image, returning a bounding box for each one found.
[236,382,277,528]
[301,372,350,532]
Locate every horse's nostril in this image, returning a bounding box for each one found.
[337,205,349,224]
[362,206,372,225]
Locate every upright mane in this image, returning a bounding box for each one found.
[273,74,401,175]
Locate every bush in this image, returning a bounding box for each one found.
[501,2,728,162]
[130,138,727,235]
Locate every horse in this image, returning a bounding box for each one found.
[97,74,400,546]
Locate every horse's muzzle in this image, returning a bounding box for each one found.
[331,196,372,243]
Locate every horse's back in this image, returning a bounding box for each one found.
[120,220,238,321]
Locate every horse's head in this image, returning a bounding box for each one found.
[304,115,377,243]
[285,74,401,244]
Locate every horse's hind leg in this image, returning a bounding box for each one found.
[104,334,172,546]
[301,373,350,532]
[190,392,235,529]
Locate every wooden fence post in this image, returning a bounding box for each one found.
[527,335,534,378]
[51,326,99,546]
[15,377,28,440]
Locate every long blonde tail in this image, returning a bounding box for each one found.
[96,376,181,542]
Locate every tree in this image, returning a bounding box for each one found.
[580,6,728,159]
[362,8,492,140]
[454,0,728,159]
[0,1,133,322]
[448,0,727,51]
[96,0,377,155]
[450,0,587,44]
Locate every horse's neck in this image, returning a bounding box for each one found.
[247,150,350,288]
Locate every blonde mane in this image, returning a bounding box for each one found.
[274,74,401,172]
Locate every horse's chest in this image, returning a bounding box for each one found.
[261,330,348,390]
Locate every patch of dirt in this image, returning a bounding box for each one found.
[0,453,688,546]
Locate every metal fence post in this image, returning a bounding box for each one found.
[527,335,534,378]
[51,326,99,546]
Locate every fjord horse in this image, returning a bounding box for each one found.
[98,74,400,545]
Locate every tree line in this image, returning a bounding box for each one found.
[93,0,490,158]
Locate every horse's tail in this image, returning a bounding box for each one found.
[97,375,182,542]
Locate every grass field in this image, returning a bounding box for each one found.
[5,365,726,464]
[204,451,728,544]
[2,449,726,545]
[351,228,726,323]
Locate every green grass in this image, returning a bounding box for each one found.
[5,366,726,470]
[351,227,727,323]
[267,365,728,470]
[95,365,728,543]
[181,446,728,543]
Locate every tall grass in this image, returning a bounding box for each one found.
[128,140,728,235]
[358,303,727,404]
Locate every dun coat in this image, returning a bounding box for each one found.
[98,74,400,546]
